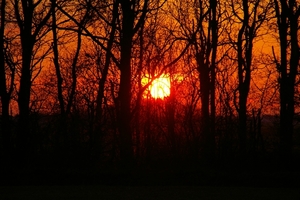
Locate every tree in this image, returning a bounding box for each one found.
[228,0,269,154]
[273,0,300,160]
[50,0,101,156]
[93,0,118,158]
[0,0,8,149]
[14,0,52,161]
[51,0,65,116]
[170,0,220,161]
[0,0,15,161]
[117,0,149,169]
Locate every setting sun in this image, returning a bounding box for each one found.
[142,74,171,99]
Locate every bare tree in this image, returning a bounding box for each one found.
[14,0,52,155]
[169,0,220,161]
[93,0,118,158]
[273,0,300,160]
[0,0,15,160]
[51,0,65,116]
[116,0,150,169]
[228,0,269,153]
[0,0,9,148]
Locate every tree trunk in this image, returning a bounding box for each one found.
[14,0,51,167]
[197,52,213,161]
[118,0,135,170]
[167,86,176,157]
[0,0,12,164]
[274,0,299,161]
[209,0,218,158]
[18,35,33,158]
[194,0,219,162]
[51,0,65,116]
[94,1,118,158]
[236,0,256,154]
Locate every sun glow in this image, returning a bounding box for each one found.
[142,74,171,99]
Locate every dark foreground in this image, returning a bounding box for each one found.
[1,168,300,200]
[0,185,299,200]
[1,153,300,199]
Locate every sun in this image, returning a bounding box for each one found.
[142,74,171,99]
[150,76,171,99]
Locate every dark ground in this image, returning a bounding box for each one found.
[0,185,299,200]
[1,151,300,199]
[1,163,300,200]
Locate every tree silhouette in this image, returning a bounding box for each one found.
[171,0,219,161]
[228,0,269,154]
[0,0,15,163]
[273,0,300,161]
[14,0,52,163]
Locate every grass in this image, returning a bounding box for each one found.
[0,185,299,200]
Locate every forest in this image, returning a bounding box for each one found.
[0,0,300,185]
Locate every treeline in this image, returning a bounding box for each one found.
[0,0,299,173]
